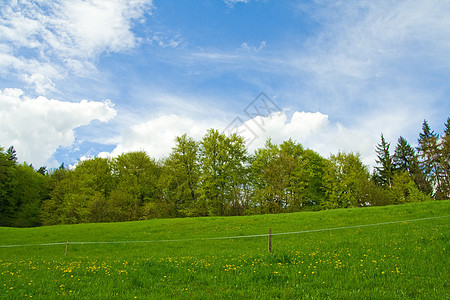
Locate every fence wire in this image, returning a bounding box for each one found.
[0,215,448,249]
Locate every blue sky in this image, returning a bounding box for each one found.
[0,0,449,168]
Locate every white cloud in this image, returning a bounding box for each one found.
[297,0,450,81]
[0,0,153,58]
[98,108,396,167]
[102,114,222,160]
[0,0,153,93]
[233,111,331,152]
[229,109,423,167]
[150,33,183,48]
[224,0,249,8]
[0,51,63,93]
[271,0,450,148]
[57,0,152,58]
[0,88,116,167]
[22,73,57,94]
[241,41,266,53]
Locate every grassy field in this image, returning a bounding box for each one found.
[0,201,449,299]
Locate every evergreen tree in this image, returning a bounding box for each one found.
[36,166,48,176]
[374,134,394,188]
[417,120,443,199]
[393,137,416,172]
[438,118,450,199]
[6,146,17,163]
[392,136,431,194]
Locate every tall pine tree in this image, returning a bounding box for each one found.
[392,136,431,194]
[374,134,394,188]
[438,118,450,199]
[417,120,443,199]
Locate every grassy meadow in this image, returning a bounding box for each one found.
[0,201,449,299]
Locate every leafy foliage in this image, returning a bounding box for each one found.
[0,147,49,227]
[0,117,448,227]
[323,152,370,208]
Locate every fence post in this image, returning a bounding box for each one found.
[268,228,272,253]
[65,241,69,255]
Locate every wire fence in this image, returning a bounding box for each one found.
[0,215,448,249]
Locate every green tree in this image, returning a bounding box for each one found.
[417,120,443,199]
[112,151,161,220]
[0,146,49,227]
[42,158,115,225]
[0,146,48,227]
[249,139,279,213]
[42,168,88,225]
[199,129,248,216]
[297,149,327,209]
[389,171,431,204]
[75,157,115,222]
[0,146,17,225]
[374,134,394,188]
[160,134,200,217]
[250,139,326,213]
[36,166,48,176]
[393,136,431,195]
[251,140,298,213]
[323,152,370,208]
[6,146,17,163]
[438,118,450,199]
[393,137,416,173]
[10,163,48,227]
[41,165,69,225]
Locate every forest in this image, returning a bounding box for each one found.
[0,118,449,227]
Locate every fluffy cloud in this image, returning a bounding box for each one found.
[101,109,399,167]
[102,114,222,160]
[0,88,116,167]
[232,111,376,163]
[0,0,153,93]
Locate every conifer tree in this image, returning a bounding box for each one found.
[393,136,431,194]
[393,137,416,172]
[417,120,443,199]
[6,146,17,163]
[438,118,450,199]
[374,134,393,188]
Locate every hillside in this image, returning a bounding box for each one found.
[1,201,449,298]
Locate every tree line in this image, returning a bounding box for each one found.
[1,118,448,227]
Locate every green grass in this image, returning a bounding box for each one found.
[1,201,449,299]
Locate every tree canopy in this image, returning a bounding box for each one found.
[0,118,448,227]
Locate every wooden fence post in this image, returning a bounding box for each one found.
[65,241,69,255]
[268,228,272,253]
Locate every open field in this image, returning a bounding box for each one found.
[1,201,449,299]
